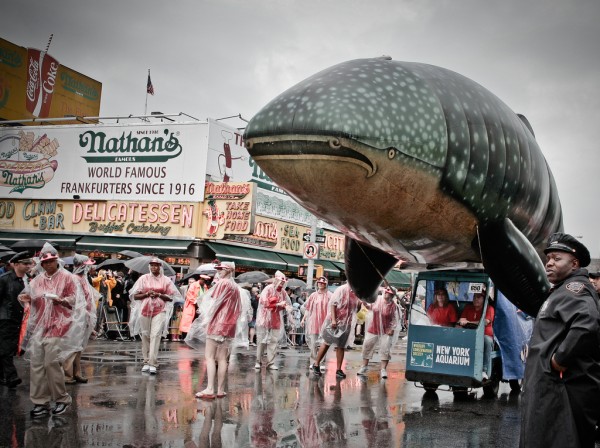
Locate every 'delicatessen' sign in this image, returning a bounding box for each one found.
[0,122,208,201]
[0,199,199,238]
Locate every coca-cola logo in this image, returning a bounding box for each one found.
[26,57,39,102]
[43,62,59,95]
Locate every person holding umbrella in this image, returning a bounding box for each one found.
[129,257,182,375]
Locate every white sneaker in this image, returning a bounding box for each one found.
[141,365,150,373]
[320,365,326,372]
[482,371,489,380]
[380,369,388,379]
[254,363,261,370]
[149,366,157,375]
[357,366,368,376]
[267,364,279,370]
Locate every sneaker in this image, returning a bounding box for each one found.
[141,364,150,373]
[312,364,322,376]
[320,365,326,372]
[482,371,489,381]
[267,364,279,370]
[357,366,368,376]
[380,369,388,379]
[254,363,261,370]
[52,402,70,415]
[149,366,157,375]
[30,405,50,417]
[336,370,347,379]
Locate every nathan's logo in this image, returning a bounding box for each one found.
[60,72,99,101]
[79,129,183,163]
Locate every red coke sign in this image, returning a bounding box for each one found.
[26,48,59,118]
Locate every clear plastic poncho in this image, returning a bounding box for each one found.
[320,283,359,348]
[185,271,242,350]
[255,273,291,344]
[74,273,100,343]
[128,268,181,338]
[303,289,332,335]
[363,294,402,357]
[233,287,253,349]
[19,266,88,363]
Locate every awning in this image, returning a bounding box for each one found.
[206,242,288,270]
[332,261,346,272]
[385,269,412,287]
[276,252,342,276]
[77,236,193,255]
[317,260,341,276]
[0,232,79,248]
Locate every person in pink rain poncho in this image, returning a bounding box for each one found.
[255,271,291,370]
[312,283,360,379]
[63,254,99,384]
[129,258,181,375]
[357,286,402,379]
[19,243,87,417]
[301,276,332,371]
[186,261,241,399]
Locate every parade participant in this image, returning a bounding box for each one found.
[129,258,181,375]
[179,275,209,339]
[234,284,253,349]
[63,254,99,384]
[301,276,331,370]
[457,291,494,379]
[188,261,241,399]
[427,288,458,326]
[255,271,291,370]
[0,252,33,388]
[520,233,600,448]
[357,286,401,379]
[19,243,87,417]
[313,283,360,378]
[589,270,600,294]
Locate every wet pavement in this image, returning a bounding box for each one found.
[1,337,524,447]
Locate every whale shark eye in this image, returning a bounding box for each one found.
[387,148,397,159]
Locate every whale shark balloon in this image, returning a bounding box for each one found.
[244,57,562,316]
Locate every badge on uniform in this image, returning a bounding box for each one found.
[565,282,584,293]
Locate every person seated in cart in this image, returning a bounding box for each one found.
[426,289,458,326]
[457,292,495,380]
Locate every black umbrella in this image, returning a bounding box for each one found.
[286,278,307,289]
[97,258,127,269]
[235,271,270,283]
[124,256,176,276]
[118,250,144,259]
[11,239,59,252]
[0,244,12,252]
[0,250,16,262]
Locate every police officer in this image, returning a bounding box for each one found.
[0,251,33,388]
[520,233,600,448]
[589,270,600,295]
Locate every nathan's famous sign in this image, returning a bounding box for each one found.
[0,37,101,123]
[0,122,208,201]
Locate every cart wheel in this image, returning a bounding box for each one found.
[482,380,499,398]
[423,382,439,392]
[509,379,521,393]
[452,386,468,399]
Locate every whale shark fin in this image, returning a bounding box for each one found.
[345,238,398,302]
[517,113,535,138]
[476,218,550,317]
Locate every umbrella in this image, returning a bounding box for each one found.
[286,278,307,289]
[194,263,217,276]
[118,250,144,259]
[0,244,12,252]
[62,256,75,265]
[0,250,16,262]
[97,258,127,269]
[235,271,270,283]
[11,239,59,252]
[124,256,176,276]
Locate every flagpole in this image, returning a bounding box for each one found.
[144,69,149,116]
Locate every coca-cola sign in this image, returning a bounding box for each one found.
[26,48,59,118]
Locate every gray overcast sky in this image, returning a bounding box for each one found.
[4,0,600,256]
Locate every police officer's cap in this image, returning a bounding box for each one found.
[589,271,600,279]
[544,232,591,267]
[10,251,33,264]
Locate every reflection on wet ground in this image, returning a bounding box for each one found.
[0,339,524,447]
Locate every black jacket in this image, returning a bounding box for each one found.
[520,269,600,448]
[0,271,26,322]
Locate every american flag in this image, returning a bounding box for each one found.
[147,72,154,95]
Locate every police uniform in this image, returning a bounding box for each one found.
[520,234,600,448]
